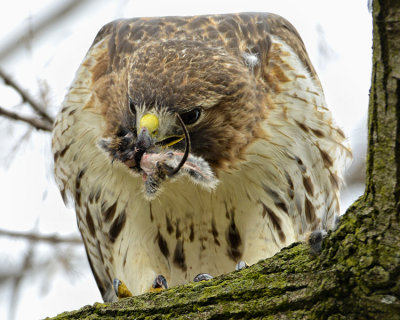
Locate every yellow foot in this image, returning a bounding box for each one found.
[149,274,168,293]
[113,278,133,299]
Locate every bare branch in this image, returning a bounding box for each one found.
[0,0,91,61]
[0,229,82,245]
[0,68,54,124]
[0,105,52,131]
[9,242,36,320]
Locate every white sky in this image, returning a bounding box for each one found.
[0,1,372,319]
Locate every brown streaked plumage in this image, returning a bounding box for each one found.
[52,12,351,301]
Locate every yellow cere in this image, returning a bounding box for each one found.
[140,114,159,136]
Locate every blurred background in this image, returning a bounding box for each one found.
[0,1,371,319]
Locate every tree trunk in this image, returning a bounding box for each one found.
[48,1,400,319]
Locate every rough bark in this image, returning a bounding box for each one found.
[47,1,400,319]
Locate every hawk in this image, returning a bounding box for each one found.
[52,12,350,301]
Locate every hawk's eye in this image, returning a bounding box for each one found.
[128,96,136,116]
[179,108,201,125]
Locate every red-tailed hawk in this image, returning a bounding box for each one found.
[52,12,350,301]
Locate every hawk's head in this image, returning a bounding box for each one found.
[98,40,265,196]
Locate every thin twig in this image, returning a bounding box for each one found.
[0,105,52,131]
[0,68,54,124]
[0,229,82,245]
[0,0,91,61]
[9,242,35,320]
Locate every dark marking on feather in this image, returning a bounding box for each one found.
[329,171,340,189]
[311,128,324,138]
[103,201,117,223]
[85,206,96,237]
[123,249,128,267]
[305,198,317,224]
[224,201,230,219]
[60,188,67,205]
[263,184,289,215]
[166,215,174,234]
[261,203,286,242]
[294,156,306,173]
[211,217,220,246]
[75,168,86,207]
[149,202,154,222]
[173,239,187,271]
[105,266,112,281]
[88,192,94,203]
[95,189,101,202]
[68,108,77,116]
[83,241,106,300]
[189,222,195,242]
[302,175,314,196]
[175,218,181,239]
[285,171,294,199]
[226,211,242,261]
[295,120,309,133]
[96,240,105,264]
[319,147,333,168]
[157,230,169,259]
[337,128,346,139]
[109,209,126,242]
[54,143,71,163]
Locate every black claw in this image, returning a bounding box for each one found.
[308,230,328,255]
[193,273,213,282]
[167,113,191,177]
[113,278,121,297]
[235,261,249,271]
[334,215,341,230]
[152,274,168,289]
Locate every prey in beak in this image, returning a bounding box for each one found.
[99,112,218,199]
[138,112,189,178]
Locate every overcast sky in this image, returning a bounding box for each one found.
[0,1,372,319]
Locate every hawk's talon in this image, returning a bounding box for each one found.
[156,161,174,178]
[193,273,213,282]
[149,274,168,293]
[307,230,328,255]
[235,260,249,271]
[113,278,133,299]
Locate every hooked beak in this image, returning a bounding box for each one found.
[137,113,191,177]
[133,114,159,165]
[139,113,184,148]
[99,114,187,173]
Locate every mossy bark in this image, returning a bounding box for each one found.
[47,1,400,319]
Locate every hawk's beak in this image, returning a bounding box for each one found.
[139,113,184,148]
[136,113,158,151]
[139,113,159,138]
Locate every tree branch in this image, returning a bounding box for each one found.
[0,68,54,124]
[0,229,82,245]
[0,105,52,131]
